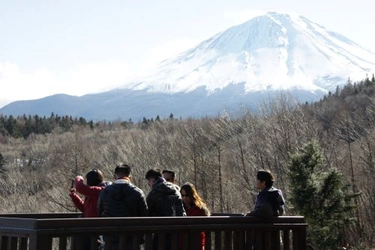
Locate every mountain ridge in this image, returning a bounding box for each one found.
[1,12,374,121]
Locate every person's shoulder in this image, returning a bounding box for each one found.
[172,183,180,191]
[99,181,112,187]
[116,181,145,197]
[129,183,145,195]
[269,187,284,196]
[101,183,114,193]
[163,182,180,195]
[187,205,209,216]
[266,187,282,193]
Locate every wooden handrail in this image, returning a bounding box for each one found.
[0,213,307,250]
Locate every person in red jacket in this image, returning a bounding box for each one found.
[180,182,210,250]
[69,169,109,217]
[69,169,110,250]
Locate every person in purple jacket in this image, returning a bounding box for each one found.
[246,170,285,218]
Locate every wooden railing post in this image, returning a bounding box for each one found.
[292,227,307,249]
[19,237,28,250]
[0,236,7,250]
[28,234,52,250]
[9,237,18,250]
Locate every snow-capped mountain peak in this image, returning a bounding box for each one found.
[121,12,375,95]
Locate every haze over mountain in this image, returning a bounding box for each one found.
[1,12,375,121]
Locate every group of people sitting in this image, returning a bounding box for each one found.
[69,164,285,250]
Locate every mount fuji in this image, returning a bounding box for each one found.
[1,12,375,121]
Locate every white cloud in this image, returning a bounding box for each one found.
[0,62,59,105]
[0,61,131,108]
[68,62,130,93]
[0,39,207,108]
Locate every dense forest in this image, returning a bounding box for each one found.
[1,76,375,249]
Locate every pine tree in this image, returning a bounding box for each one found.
[288,140,359,249]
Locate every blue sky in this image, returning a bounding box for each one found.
[1,0,375,108]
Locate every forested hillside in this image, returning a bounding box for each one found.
[1,76,375,249]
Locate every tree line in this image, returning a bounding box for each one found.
[0,113,94,139]
[1,75,375,249]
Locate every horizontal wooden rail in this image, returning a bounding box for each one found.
[0,213,307,250]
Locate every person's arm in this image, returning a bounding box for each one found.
[146,191,157,216]
[97,190,104,217]
[138,192,149,217]
[175,196,186,216]
[246,192,273,218]
[246,203,273,217]
[69,190,84,212]
[277,190,286,215]
[74,176,104,197]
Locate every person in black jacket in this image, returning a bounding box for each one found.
[246,170,285,250]
[145,168,186,250]
[246,170,285,218]
[98,164,148,250]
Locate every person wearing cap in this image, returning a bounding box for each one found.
[246,170,285,217]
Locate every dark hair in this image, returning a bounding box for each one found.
[86,169,104,186]
[162,169,176,181]
[257,170,275,188]
[145,168,162,180]
[180,182,210,215]
[115,164,131,177]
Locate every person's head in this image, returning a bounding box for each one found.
[162,169,176,183]
[85,169,104,186]
[180,182,207,210]
[256,170,274,189]
[145,168,162,187]
[114,164,131,179]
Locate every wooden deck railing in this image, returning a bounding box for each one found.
[0,213,307,250]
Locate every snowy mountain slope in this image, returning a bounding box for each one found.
[122,12,375,94]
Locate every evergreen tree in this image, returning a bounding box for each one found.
[364,74,371,86]
[288,140,359,249]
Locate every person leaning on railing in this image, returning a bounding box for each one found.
[246,170,286,250]
[246,170,285,218]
